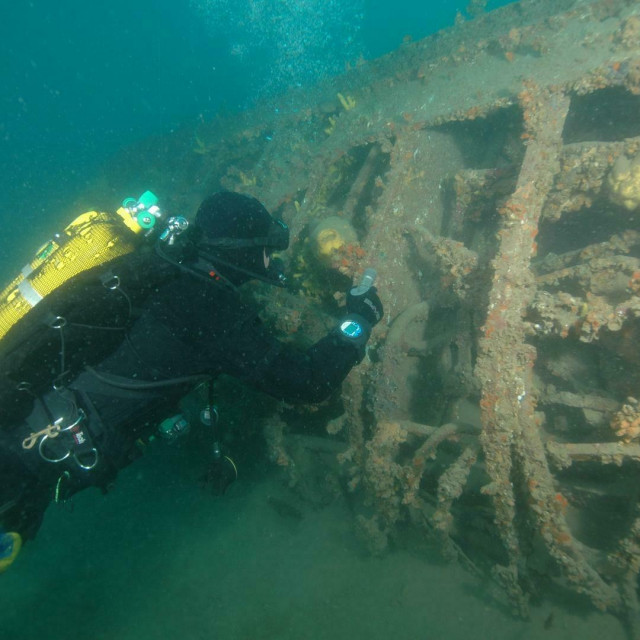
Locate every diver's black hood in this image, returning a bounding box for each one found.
[193,192,275,286]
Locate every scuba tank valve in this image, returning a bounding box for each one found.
[159,215,189,245]
[119,190,163,235]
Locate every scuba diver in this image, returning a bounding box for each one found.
[0,191,383,573]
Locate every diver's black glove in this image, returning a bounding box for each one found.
[335,288,383,357]
[346,286,383,327]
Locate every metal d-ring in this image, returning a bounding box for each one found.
[102,274,120,291]
[57,409,86,432]
[48,316,67,330]
[37,409,87,464]
[73,448,99,470]
[38,432,71,464]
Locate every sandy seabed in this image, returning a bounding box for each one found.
[0,440,627,640]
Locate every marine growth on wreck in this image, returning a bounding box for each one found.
[98,0,640,634]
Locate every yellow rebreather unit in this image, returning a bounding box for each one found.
[0,193,160,575]
[0,206,145,342]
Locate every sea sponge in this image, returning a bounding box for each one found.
[608,153,640,210]
[611,397,640,443]
[310,216,358,263]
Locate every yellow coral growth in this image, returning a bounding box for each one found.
[608,153,640,210]
[315,228,345,257]
[310,216,358,263]
[193,135,214,155]
[238,171,256,187]
[337,93,356,111]
[324,116,337,135]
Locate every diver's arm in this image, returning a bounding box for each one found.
[219,315,366,403]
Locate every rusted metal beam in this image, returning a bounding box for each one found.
[475,84,622,613]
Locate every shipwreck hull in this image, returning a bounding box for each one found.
[99,0,640,632]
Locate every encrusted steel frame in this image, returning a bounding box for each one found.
[104,0,640,634]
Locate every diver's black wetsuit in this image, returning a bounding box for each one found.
[103,269,360,404]
[0,269,362,541]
